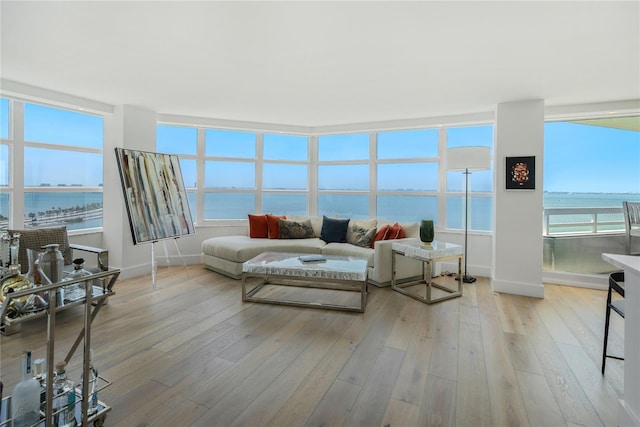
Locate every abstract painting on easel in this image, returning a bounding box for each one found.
[115,148,195,244]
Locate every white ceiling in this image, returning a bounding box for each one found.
[1,1,639,127]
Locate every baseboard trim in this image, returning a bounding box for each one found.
[492,279,545,298]
[542,271,608,290]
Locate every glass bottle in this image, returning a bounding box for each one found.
[64,258,91,302]
[9,232,20,269]
[32,358,47,410]
[52,362,77,427]
[11,350,41,427]
[81,349,99,416]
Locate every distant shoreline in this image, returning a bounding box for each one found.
[0,208,103,230]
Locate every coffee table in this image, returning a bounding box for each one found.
[242,252,369,312]
[391,239,463,304]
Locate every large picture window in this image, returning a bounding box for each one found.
[156,124,495,226]
[376,129,440,223]
[317,134,370,218]
[2,100,105,231]
[203,130,256,220]
[544,117,640,235]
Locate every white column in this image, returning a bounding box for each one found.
[102,105,157,279]
[492,100,545,298]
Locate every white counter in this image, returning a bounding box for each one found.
[602,253,640,427]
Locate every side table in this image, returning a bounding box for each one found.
[391,239,463,304]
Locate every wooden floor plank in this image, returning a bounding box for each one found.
[455,321,492,427]
[380,398,421,427]
[345,346,406,426]
[419,374,457,427]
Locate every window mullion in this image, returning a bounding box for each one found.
[11,101,25,229]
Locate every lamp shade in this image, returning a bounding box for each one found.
[447,146,490,171]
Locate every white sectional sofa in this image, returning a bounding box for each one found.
[201,216,423,287]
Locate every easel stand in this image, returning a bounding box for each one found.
[150,237,191,288]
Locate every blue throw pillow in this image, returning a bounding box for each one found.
[320,216,350,243]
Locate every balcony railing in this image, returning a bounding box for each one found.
[543,207,625,236]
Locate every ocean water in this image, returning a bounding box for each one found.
[2,192,639,231]
[543,192,640,208]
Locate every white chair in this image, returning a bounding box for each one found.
[623,201,640,255]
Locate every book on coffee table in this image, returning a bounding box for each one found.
[298,254,327,262]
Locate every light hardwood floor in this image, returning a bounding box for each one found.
[0,265,625,427]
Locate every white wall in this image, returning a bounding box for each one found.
[492,100,545,298]
[103,105,161,279]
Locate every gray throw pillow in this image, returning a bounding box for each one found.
[347,225,376,248]
[278,218,315,239]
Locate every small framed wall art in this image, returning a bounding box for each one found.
[505,156,535,190]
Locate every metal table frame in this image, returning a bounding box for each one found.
[242,253,368,313]
[391,240,463,304]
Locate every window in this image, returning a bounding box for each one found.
[263,134,307,161]
[3,100,105,231]
[318,134,369,217]
[445,125,494,231]
[544,117,640,235]
[318,134,368,161]
[202,130,256,219]
[1,98,11,226]
[154,123,497,225]
[376,129,440,223]
[262,133,309,216]
[1,98,9,139]
[377,129,438,159]
[156,125,197,220]
[205,129,255,158]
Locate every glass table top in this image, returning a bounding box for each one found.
[392,239,463,260]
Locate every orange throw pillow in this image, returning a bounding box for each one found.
[266,214,286,239]
[371,224,391,247]
[248,214,269,238]
[387,222,406,240]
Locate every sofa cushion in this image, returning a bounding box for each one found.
[347,224,376,248]
[321,243,374,267]
[278,218,315,239]
[320,216,350,243]
[266,214,286,239]
[378,220,420,238]
[248,214,269,238]
[372,224,391,247]
[201,235,325,263]
[388,222,406,240]
[346,219,377,243]
[294,216,323,237]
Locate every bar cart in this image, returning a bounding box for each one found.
[0,268,120,426]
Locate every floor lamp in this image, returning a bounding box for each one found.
[447,146,490,283]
